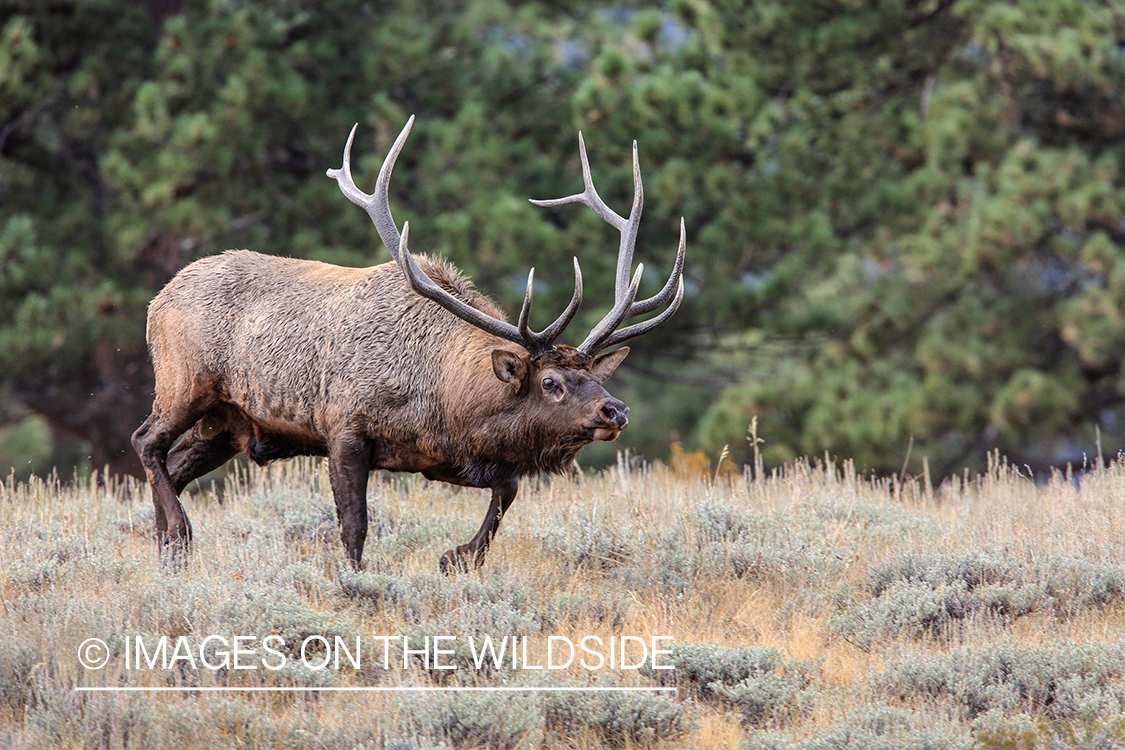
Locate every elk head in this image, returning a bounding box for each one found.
[327,117,685,448]
[492,344,631,445]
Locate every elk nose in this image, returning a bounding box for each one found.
[601,399,629,430]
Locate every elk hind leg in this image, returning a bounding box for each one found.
[439,478,518,574]
[132,400,214,568]
[167,427,240,495]
[166,405,248,493]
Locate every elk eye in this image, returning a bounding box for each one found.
[542,377,559,393]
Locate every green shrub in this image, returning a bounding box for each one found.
[645,642,787,698]
[684,503,848,590]
[1036,557,1125,617]
[23,690,160,749]
[743,704,965,750]
[339,571,443,620]
[805,498,937,540]
[341,569,543,628]
[280,504,337,545]
[722,540,835,588]
[150,694,383,748]
[834,577,1033,649]
[545,690,689,744]
[547,591,630,630]
[214,589,361,678]
[339,569,409,604]
[876,642,1125,722]
[400,604,542,681]
[643,641,819,726]
[692,503,760,544]
[836,554,1125,648]
[865,553,1019,598]
[361,512,459,567]
[538,520,633,572]
[267,560,332,599]
[411,692,544,750]
[84,557,141,584]
[711,665,818,728]
[7,558,68,592]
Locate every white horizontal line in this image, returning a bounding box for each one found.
[75,686,677,693]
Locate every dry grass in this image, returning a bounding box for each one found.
[3,453,1125,748]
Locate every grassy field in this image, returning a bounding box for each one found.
[4,451,1125,749]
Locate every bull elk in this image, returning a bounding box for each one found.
[131,116,685,572]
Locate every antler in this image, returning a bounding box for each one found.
[530,134,685,356]
[327,118,582,360]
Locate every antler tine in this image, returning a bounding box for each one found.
[617,140,644,301]
[516,267,536,339]
[598,275,684,352]
[537,257,584,345]
[326,116,414,260]
[530,134,626,229]
[578,264,644,355]
[596,220,686,349]
[598,236,685,349]
[517,258,584,352]
[325,124,360,197]
[621,215,686,319]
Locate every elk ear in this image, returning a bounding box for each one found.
[590,347,629,382]
[492,350,529,389]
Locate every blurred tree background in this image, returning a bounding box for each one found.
[1,0,1123,481]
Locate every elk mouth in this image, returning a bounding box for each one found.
[586,426,622,441]
[585,418,627,442]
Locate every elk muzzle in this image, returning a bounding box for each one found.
[602,398,629,430]
[589,396,628,440]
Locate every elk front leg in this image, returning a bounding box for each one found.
[439,478,518,574]
[328,438,370,570]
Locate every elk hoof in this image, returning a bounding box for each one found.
[158,536,191,573]
[439,549,473,575]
